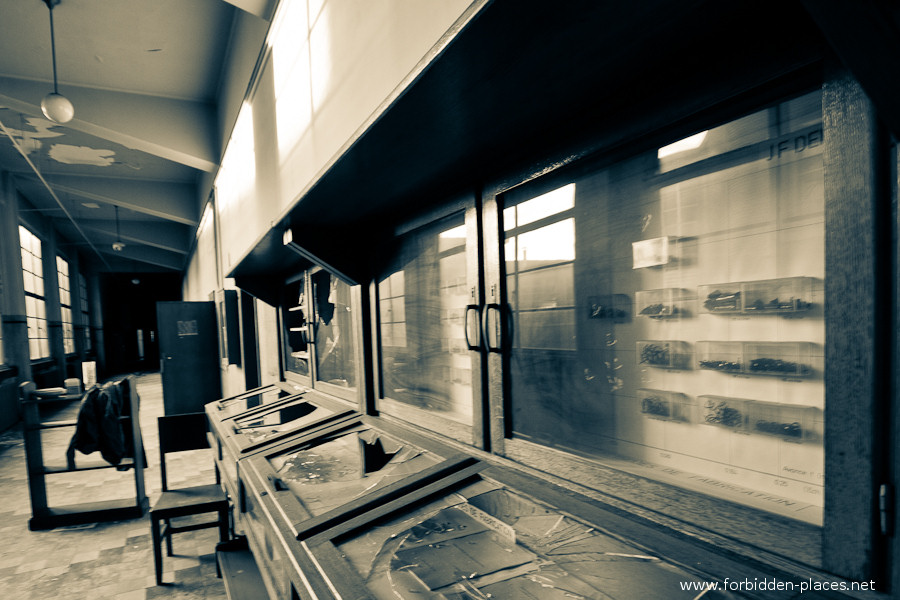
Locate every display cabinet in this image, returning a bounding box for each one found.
[748,400,820,443]
[638,389,693,423]
[210,383,299,420]
[632,236,672,269]
[205,384,358,520]
[634,288,691,318]
[286,465,729,600]
[698,395,750,432]
[697,341,814,377]
[637,340,691,370]
[588,294,631,320]
[743,342,814,377]
[696,341,744,373]
[699,276,815,315]
[240,417,478,540]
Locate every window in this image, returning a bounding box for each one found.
[57,257,75,354]
[311,270,357,391]
[20,225,49,360]
[79,273,91,351]
[281,268,359,399]
[282,273,310,379]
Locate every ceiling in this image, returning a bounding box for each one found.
[0,0,272,273]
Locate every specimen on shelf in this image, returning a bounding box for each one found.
[641,396,671,418]
[755,419,803,438]
[704,399,744,428]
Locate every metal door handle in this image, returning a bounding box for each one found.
[464,305,482,350]
[482,303,503,352]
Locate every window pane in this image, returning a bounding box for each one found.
[504,92,825,531]
[377,214,473,429]
[312,271,357,390]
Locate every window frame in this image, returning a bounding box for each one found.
[19,225,50,361]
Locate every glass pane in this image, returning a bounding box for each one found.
[267,428,442,516]
[377,214,473,428]
[504,92,826,531]
[283,277,310,377]
[313,271,357,390]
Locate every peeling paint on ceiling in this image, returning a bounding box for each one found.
[49,144,116,166]
[0,115,64,156]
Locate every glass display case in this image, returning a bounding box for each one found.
[748,400,820,443]
[696,341,744,373]
[588,294,631,320]
[698,395,749,432]
[637,340,691,369]
[205,385,358,524]
[697,341,814,377]
[638,389,693,423]
[634,288,692,318]
[210,383,300,419]
[240,418,477,538]
[744,342,814,377]
[699,276,815,314]
[632,236,672,269]
[292,470,730,600]
[221,391,356,455]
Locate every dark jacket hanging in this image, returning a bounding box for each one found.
[66,380,127,467]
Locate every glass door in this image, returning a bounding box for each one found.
[372,200,488,447]
[482,91,829,562]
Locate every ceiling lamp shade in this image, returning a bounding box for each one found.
[40,0,73,124]
[41,92,74,124]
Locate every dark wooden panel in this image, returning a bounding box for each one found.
[822,69,882,582]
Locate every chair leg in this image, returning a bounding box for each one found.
[164,518,173,556]
[150,516,163,586]
[218,508,229,543]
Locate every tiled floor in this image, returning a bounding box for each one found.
[0,373,228,600]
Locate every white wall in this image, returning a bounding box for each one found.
[216,0,481,275]
[183,0,482,394]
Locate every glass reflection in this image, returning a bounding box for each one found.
[503,91,826,531]
[378,215,473,426]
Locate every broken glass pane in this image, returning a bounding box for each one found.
[337,481,728,599]
[268,428,442,516]
[233,400,330,444]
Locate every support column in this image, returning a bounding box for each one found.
[0,171,31,390]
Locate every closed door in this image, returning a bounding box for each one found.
[157,301,222,414]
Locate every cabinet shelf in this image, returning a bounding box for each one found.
[748,400,820,443]
[699,395,749,432]
[637,340,691,370]
[634,288,692,319]
[638,389,693,422]
[697,341,814,377]
[588,294,631,320]
[699,277,815,315]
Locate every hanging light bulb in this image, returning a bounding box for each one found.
[40,0,74,124]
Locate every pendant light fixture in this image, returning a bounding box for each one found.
[40,0,74,124]
[112,205,126,251]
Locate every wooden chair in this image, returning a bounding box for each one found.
[149,412,230,585]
